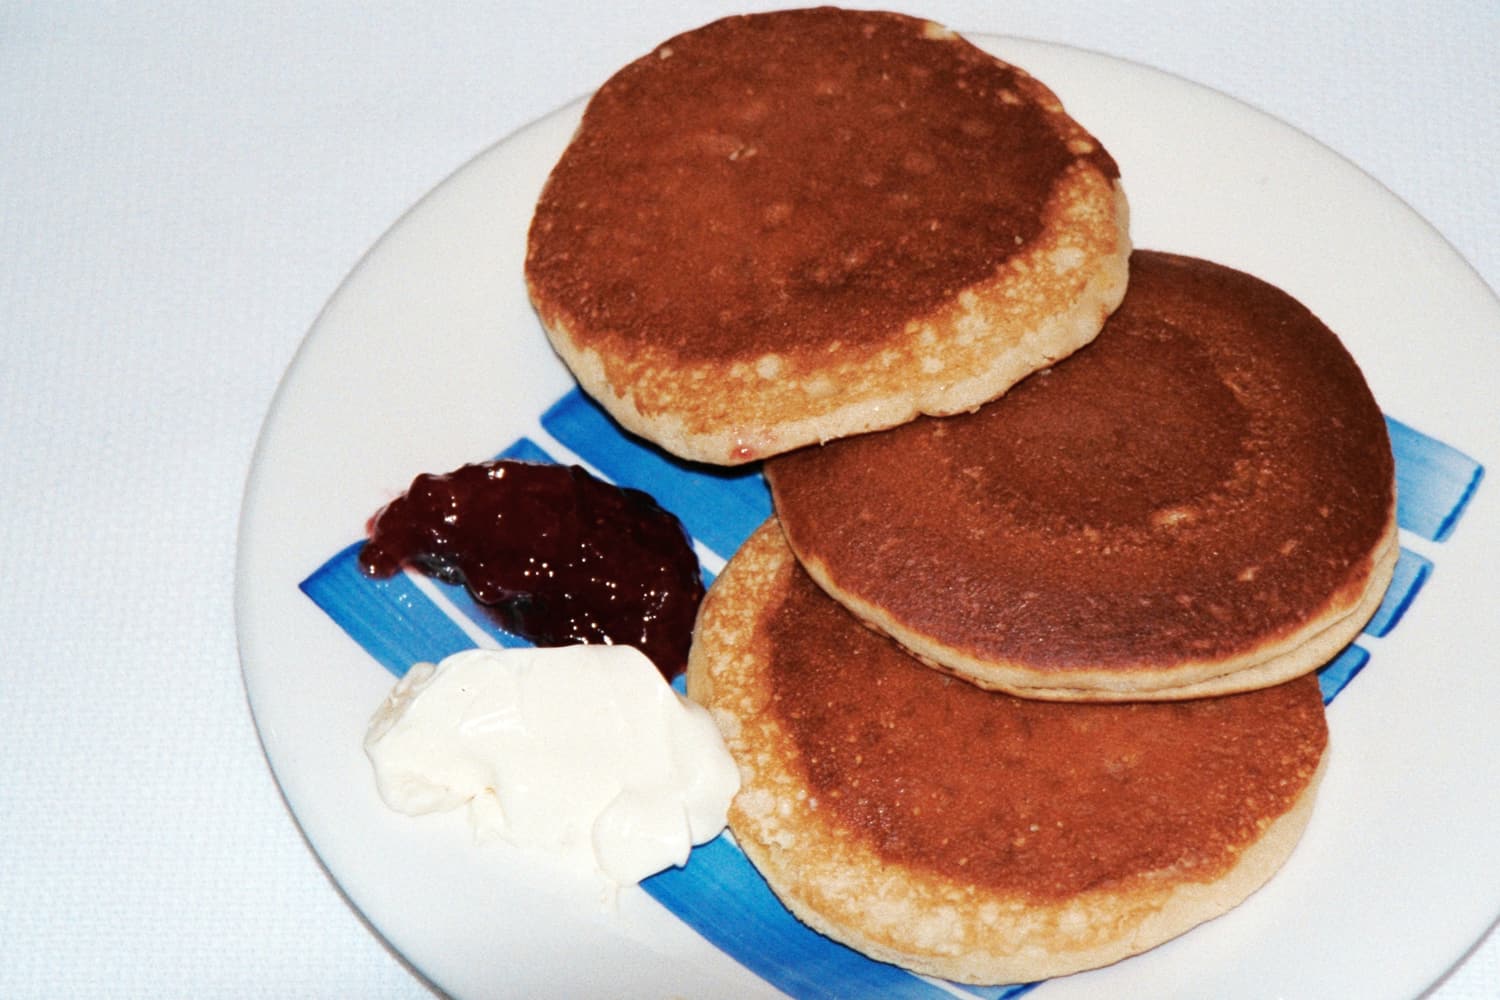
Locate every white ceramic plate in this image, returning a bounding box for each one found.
[237,36,1500,1000]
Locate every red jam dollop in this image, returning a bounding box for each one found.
[359,460,704,678]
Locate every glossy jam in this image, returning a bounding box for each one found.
[359,460,704,678]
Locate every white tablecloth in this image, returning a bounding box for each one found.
[3,3,1495,996]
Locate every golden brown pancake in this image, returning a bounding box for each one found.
[526,7,1130,465]
[688,521,1329,983]
[766,250,1398,701]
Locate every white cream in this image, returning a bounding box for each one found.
[364,645,739,886]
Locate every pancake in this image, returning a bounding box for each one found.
[525,7,1130,465]
[766,250,1398,701]
[687,521,1329,983]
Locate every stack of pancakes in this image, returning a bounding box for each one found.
[525,6,1396,985]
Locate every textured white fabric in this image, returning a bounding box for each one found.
[1,2,1494,997]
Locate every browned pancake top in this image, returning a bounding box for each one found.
[526,7,1118,368]
[763,547,1328,901]
[767,250,1395,672]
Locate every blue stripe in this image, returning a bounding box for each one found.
[422,578,536,651]
[298,541,477,678]
[1317,644,1370,704]
[642,834,990,1000]
[493,436,556,466]
[956,984,1039,999]
[301,400,1484,999]
[1388,416,1485,542]
[1363,547,1432,638]
[542,389,772,560]
[299,539,987,996]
